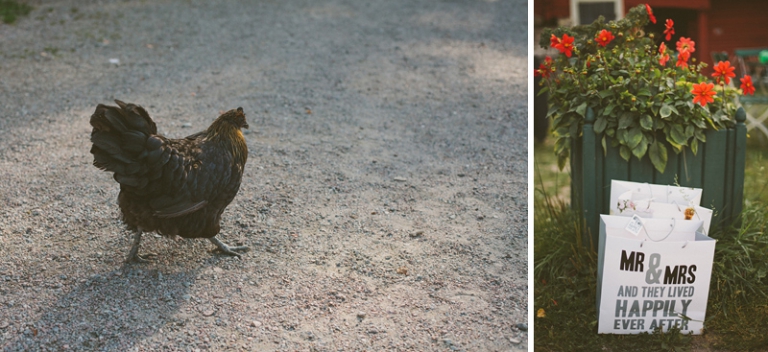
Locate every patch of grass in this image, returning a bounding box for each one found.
[535,141,768,351]
[0,0,32,24]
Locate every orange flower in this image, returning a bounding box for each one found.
[553,33,575,57]
[664,19,675,41]
[550,33,560,48]
[595,29,615,47]
[741,75,756,95]
[534,56,553,78]
[645,4,656,24]
[658,42,670,66]
[711,61,736,84]
[676,51,690,68]
[676,37,696,55]
[692,82,717,107]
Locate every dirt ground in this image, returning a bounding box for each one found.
[0,0,527,350]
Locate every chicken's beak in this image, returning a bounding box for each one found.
[243,123,249,129]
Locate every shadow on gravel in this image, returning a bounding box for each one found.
[3,264,203,351]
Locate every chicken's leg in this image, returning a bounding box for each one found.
[126,230,154,263]
[209,237,248,257]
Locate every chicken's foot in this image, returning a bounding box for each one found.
[209,237,248,257]
[126,230,155,263]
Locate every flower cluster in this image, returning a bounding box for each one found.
[538,4,752,173]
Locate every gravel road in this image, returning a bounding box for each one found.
[0,0,527,350]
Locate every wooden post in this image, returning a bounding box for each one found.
[580,108,598,245]
[733,107,747,220]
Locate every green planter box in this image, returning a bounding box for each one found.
[572,107,747,245]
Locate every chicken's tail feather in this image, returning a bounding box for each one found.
[90,100,162,190]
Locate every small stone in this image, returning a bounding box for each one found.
[393,177,407,182]
[251,320,262,327]
[356,312,366,319]
[181,123,192,128]
[409,230,424,238]
[0,321,9,329]
[516,323,528,331]
[201,308,215,316]
[509,337,521,344]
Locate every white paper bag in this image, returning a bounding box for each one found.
[597,215,716,335]
[610,180,703,213]
[610,180,712,234]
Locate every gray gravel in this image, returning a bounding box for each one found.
[0,0,527,350]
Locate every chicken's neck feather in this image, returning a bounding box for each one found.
[206,121,248,167]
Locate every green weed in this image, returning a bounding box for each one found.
[0,0,32,24]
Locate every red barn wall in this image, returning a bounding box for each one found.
[708,0,768,57]
[534,0,570,23]
[627,0,709,10]
[535,0,768,65]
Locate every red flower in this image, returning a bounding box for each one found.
[741,75,756,95]
[664,19,675,41]
[645,4,656,24]
[595,29,615,47]
[658,42,670,66]
[711,61,736,84]
[553,33,575,57]
[676,51,690,68]
[692,82,717,107]
[676,37,696,55]
[550,33,560,48]
[534,56,553,78]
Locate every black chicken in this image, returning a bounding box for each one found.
[89,100,250,262]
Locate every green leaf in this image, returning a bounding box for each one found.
[685,125,695,138]
[598,90,613,99]
[626,127,643,148]
[601,135,607,156]
[632,140,648,159]
[546,107,559,118]
[554,136,568,155]
[569,122,580,138]
[694,129,706,142]
[594,117,608,134]
[660,104,673,118]
[649,141,668,173]
[575,102,588,117]
[639,115,653,130]
[619,145,631,161]
[617,129,628,144]
[619,112,634,129]
[670,124,688,145]
[691,138,699,155]
[637,88,652,97]
[603,103,617,116]
[557,152,568,171]
[537,86,549,96]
